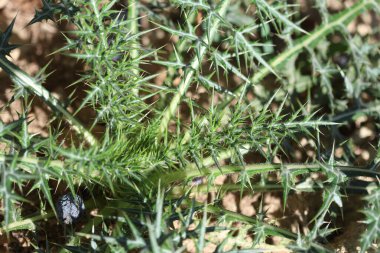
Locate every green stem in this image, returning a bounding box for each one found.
[3,152,379,188]
[207,205,334,252]
[0,198,103,233]
[158,0,231,140]
[0,154,64,167]
[128,0,140,96]
[0,212,54,233]
[173,0,373,154]
[0,56,98,146]
[170,181,371,196]
[332,103,380,122]
[155,162,380,186]
[218,0,376,110]
[193,0,375,166]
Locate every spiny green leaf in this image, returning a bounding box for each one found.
[360,184,380,253]
[0,16,19,56]
[253,0,308,34]
[28,0,56,25]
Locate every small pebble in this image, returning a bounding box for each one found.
[191,177,204,186]
[56,193,85,225]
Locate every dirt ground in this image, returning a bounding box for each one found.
[0,0,378,252]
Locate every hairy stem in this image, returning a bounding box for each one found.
[158,0,230,140]
[0,56,98,146]
[128,0,140,96]
[219,0,377,110]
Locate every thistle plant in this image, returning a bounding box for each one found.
[0,0,379,252]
